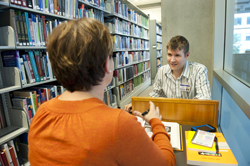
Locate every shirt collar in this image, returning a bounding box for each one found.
[182,61,189,78]
[165,61,189,78]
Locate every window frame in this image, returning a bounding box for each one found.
[213,0,250,120]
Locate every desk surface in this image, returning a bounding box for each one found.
[175,125,197,166]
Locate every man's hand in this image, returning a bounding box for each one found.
[124,103,132,113]
[133,101,162,124]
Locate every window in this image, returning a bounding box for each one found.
[247,17,250,25]
[224,1,250,85]
[234,17,242,25]
[233,33,241,53]
[246,33,250,41]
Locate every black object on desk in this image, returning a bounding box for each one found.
[214,136,219,154]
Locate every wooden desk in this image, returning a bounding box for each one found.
[131,97,219,127]
[131,97,219,166]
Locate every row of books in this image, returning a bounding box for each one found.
[0,9,65,47]
[10,0,81,19]
[105,17,149,38]
[10,84,65,124]
[105,77,115,92]
[78,4,104,23]
[156,25,162,35]
[103,89,115,107]
[157,58,162,65]
[112,35,149,50]
[113,62,150,84]
[157,43,162,49]
[113,51,150,69]
[106,0,149,27]
[118,71,150,100]
[157,50,162,57]
[1,50,54,85]
[0,139,25,166]
[84,0,106,10]
[157,35,162,42]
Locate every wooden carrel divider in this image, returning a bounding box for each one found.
[131,97,219,127]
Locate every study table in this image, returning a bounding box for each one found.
[131,97,219,166]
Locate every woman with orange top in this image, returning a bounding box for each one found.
[28,17,176,166]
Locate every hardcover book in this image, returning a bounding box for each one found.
[22,54,36,83]
[185,131,238,166]
[28,51,41,82]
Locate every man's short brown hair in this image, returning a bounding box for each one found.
[47,18,113,92]
[166,36,189,54]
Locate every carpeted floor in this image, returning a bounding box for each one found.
[138,86,154,97]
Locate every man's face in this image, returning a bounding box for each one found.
[167,49,189,73]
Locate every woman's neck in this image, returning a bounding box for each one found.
[58,85,105,101]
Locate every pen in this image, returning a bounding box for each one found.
[142,109,150,116]
[214,136,219,154]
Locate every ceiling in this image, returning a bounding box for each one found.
[129,0,162,23]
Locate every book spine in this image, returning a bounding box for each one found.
[7,141,19,166]
[34,51,44,81]
[49,0,54,14]
[37,16,44,46]
[40,16,45,46]
[28,16,35,46]
[45,52,53,80]
[19,57,27,85]
[0,144,13,166]
[21,0,27,7]
[28,52,40,82]
[10,10,19,46]
[17,12,28,46]
[24,12,32,46]
[32,14,39,46]
[58,0,61,15]
[17,0,22,5]
[21,13,30,46]
[36,15,41,46]
[23,54,36,83]
[0,150,9,166]
[40,0,44,12]
[36,0,40,10]
[61,0,65,16]
[41,16,47,46]
[42,54,48,79]
[54,0,57,14]
[32,0,36,9]
[8,145,19,166]
[27,0,33,8]
[39,52,46,80]
[65,0,68,17]
[21,54,32,84]
[45,0,49,12]
[15,12,23,46]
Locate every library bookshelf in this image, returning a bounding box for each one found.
[149,19,162,83]
[0,0,151,164]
